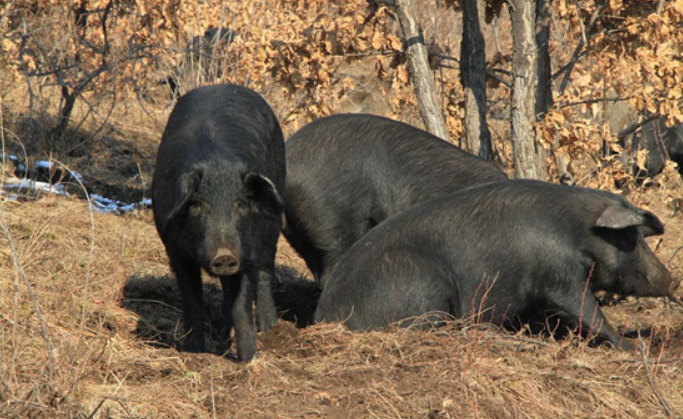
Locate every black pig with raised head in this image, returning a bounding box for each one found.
[152,84,285,361]
[283,114,507,286]
[314,180,678,350]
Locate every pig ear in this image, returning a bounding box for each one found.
[595,205,664,236]
[167,170,201,220]
[639,211,665,237]
[243,172,284,213]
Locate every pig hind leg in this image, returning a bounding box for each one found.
[340,250,457,331]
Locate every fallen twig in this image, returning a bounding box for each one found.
[638,334,673,417]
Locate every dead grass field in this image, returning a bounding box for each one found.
[0,183,681,418]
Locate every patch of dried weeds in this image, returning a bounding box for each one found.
[1,191,682,418]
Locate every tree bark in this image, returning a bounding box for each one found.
[395,0,449,141]
[509,0,547,179]
[460,0,492,159]
[535,0,552,118]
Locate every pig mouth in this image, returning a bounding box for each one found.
[637,275,679,298]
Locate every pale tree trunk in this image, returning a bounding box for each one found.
[460,0,492,159]
[509,0,547,180]
[395,0,449,141]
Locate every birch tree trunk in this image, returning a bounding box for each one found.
[395,0,449,141]
[509,0,547,179]
[460,0,492,159]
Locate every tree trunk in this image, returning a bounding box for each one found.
[51,85,76,144]
[395,0,449,141]
[535,0,552,118]
[509,0,547,179]
[460,0,492,159]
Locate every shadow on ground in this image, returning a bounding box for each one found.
[2,114,156,205]
[121,265,320,355]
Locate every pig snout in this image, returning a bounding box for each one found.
[647,264,679,297]
[209,248,240,276]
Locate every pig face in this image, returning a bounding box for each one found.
[164,166,283,277]
[587,203,678,297]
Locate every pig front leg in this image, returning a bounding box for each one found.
[170,253,205,353]
[231,273,258,361]
[547,285,634,351]
[219,275,241,351]
[254,266,278,332]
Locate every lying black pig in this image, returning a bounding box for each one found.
[283,114,507,286]
[314,180,678,350]
[152,84,285,361]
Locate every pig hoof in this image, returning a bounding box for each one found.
[256,305,278,332]
[184,342,206,353]
[257,315,277,332]
[237,346,258,362]
[618,341,635,351]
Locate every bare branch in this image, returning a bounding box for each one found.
[617,114,661,139]
[558,95,635,109]
[558,3,606,96]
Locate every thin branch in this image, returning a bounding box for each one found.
[638,334,673,417]
[431,52,513,88]
[668,246,682,264]
[485,69,512,89]
[617,114,661,140]
[558,3,606,95]
[558,95,635,109]
[86,397,108,419]
[100,0,115,60]
[210,374,217,419]
[552,50,587,80]
[431,52,459,63]
[122,298,183,313]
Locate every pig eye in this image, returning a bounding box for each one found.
[188,200,206,216]
[235,199,255,214]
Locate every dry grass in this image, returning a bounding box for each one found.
[1,1,683,417]
[0,190,681,419]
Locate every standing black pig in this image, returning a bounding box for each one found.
[283,114,507,286]
[314,180,678,350]
[152,84,285,361]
